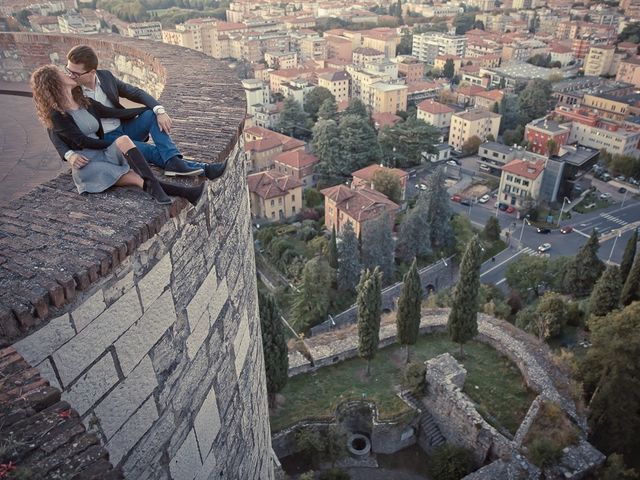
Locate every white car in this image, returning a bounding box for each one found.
[538,243,551,253]
[415,183,427,190]
[446,160,458,166]
[599,192,612,200]
[478,194,490,203]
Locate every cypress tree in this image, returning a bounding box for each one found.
[564,230,605,297]
[425,167,454,249]
[396,259,422,363]
[620,229,637,284]
[397,193,431,263]
[483,216,501,242]
[589,265,622,317]
[621,254,640,306]
[328,226,338,269]
[357,267,382,376]
[337,221,362,292]
[448,235,482,357]
[361,212,396,285]
[259,291,289,407]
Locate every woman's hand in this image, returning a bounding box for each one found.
[69,152,89,169]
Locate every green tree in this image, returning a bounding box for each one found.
[503,125,524,146]
[483,216,501,242]
[292,257,332,331]
[443,58,455,79]
[448,235,482,356]
[396,259,422,363]
[337,222,362,292]
[397,193,431,262]
[589,265,622,317]
[618,22,640,43]
[379,116,439,168]
[357,267,383,376]
[453,12,476,34]
[372,169,402,203]
[491,101,499,114]
[362,212,396,285]
[535,292,567,340]
[620,229,638,284]
[564,230,605,297]
[621,253,640,306]
[328,226,338,269]
[518,79,552,124]
[259,291,288,407]
[461,135,482,154]
[579,303,640,467]
[338,114,381,174]
[451,215,474,259]
[598,454,639,480]
[304,87,335,122]
[425,168,454,249]
[318,97,338,121]
[343,97,369,120]
[312,119,342,175]
[505,255,550,298]
[277,96,310,138]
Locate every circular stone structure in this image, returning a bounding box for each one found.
[0,33,274,480]
[347,433,372,458]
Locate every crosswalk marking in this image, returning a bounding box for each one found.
[601,213,628,226]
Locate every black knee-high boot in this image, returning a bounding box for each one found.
[124,147,172,205]
[159,181,205,206]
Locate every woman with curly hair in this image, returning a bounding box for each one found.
[31,65,203,205]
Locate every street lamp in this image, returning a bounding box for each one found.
[557,196,571,227]
[519,217,531,249]
[608,230,622,264]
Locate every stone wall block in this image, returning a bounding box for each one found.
[52,287,142,386]
[186,266,218,332]
[194,386,221,460]
[36,358,61,390]
[13,313,74,366]
[94,355,158,440]
[115,289,176,376]
[71,290,107,332]
[103,270,135,306]
[62,352,119,416]
[186,278,228,360]
[233,308,251,378]
[137,255,172,311]
[169,429,202,480]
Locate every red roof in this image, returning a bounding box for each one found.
[273,150,318,169]
[417,99,454,115]
[244,126,305,152]
[247,171,302,199]
[502,159,546,180]
[372,112,402,129]
[245,137,281,153]
[351,164,408,182]
[320,185,399,222]
[474,89,504,102]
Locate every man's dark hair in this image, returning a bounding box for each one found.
[67,45,98,71]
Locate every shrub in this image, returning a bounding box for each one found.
[528,438,563,468]
[297,225,318,241]
[597,454,639,480]
[428,444,473,480]
[308,236,329,256]
[319,468,350,480]
[256,226,277,247]
[523,401,579,468]
[403,362,427,395]
[565,301,584,327]
[305,188,324,208]
[300,472,316,480]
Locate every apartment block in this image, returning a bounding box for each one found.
[499,159,546,209]
[412,33,467,65]
[299,36,327,61]
[616,57,640,87]
[417,99,454,129]
[247,171,303,221]
[318,70,350,104]
[448,109,501,151]
[395,55,424,84]
[371,83,408,114]
[125,22,162,41]
[584,45,620,76]
[524,117,571,155]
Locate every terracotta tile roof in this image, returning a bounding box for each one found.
[353,47,384,55]
[352,164,408,182]
[215,21,247,31]
[273,150,318,169]
[247,171,302,199]
[318,70,349,82]
[244,126,305,151]
[456,85,486,96]
[320,185,399,222]
[245,137,282,153]
[407,81,442,93]
[372,112,402,128]
[417,99,454,115]
[502,159,546,180]
[474,89,504,102]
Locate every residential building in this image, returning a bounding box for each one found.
[321,185,399,237]
[499,158,546,209]
[58,10,99,34]
[125,22,162,40]
[501,39,550,63]
[346,64,396,109]
[412,33,467,65]
[318,70,350,104]
[162,28,196,50]
[616,57,640,87]
[581,91,640,122]
[325,35,354,62]
[353,47,385,66]
[395,55,423,84]
[424,143,453,163]
[247,171,303,221]
[473,89,504,111]
[371,83,408,114]
[273,150,318,187]
[481,63,565,89]
[269,68,314,95]
[525,117,571,155]
[417,99,454,129]
[549,44,575,66]
[433,55,462,76]
[242,78,271,121]
[449,109,501,151]
[362,28,399,58]
[299,36,327,61]
[264,51,297,69]
[244,126,305,172]
[584,45,620,76]
[280,78,314,107]
[351,164,409,201]
[29,15,60,32]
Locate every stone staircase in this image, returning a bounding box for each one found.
[398,391,446,448]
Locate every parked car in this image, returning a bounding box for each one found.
[616,175,626,182]
[478,194,490,203]
[538,243,551,252]
[451,194,462,202]
[415,183,427,190]
[506,206,515,213]
[599,192,612,199]
[537,227,551,234]
[619,187,627,194]
[447,160,458,166]
[601,173,612,182]
[460,199,471,206]
[498,203,508,211]
[560,226,573,234]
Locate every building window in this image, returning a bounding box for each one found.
[292,194,296,201]
[270,199,275,206]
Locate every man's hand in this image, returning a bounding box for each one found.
[69,152,89,169]
[157,112,172,133]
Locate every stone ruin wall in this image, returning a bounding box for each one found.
[0,33,274,480]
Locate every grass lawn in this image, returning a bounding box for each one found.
[573,192,610,214]
[271,333,535,435]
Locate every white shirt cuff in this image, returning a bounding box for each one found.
[64,150,75,161]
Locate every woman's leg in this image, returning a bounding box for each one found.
[114,171,143,188]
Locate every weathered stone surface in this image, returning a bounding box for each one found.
[186,278,228,360]
[194,386,221,460]
[186,265,218,329]
[115,289,176,375]
[94,355,157,439]
[72,289,107,332]
[53,288,142,386]
[137,254,172,311]
[104,270,135,306]
[234,308,251,378]
[62,352,119,415]
[36,358,61,390]
[13,313,74,366]
[195,449,218,480]
[107,396,159,467]
[169,429,202,480]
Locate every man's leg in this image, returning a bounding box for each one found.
[104,127,166,168]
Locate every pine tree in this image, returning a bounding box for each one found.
[328,226,338,269]
[448,235,482,357]
[483,216,501,242]
[343,98,369,120]
[361,212,396,286]
[337,221,362,292]
[311,119,342,175]
[443,58,455,79]
[318,97,338,121]
[564,230,605,297]
[535,292,567,339]
[291,257,332,332]
[304,86,335,121]
[589,265,622,317]
[397,193,431,262]
[621,253,640,306]
[338,114,381,173]
[357,267,382,376]
[425,167,454,249]
[396,259,422,363]
[276,96,309,138]
[259,291,289,407]
[620,229,637,284]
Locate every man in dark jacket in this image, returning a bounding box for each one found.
[51,44,225,180]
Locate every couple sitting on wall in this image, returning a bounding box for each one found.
[31,45,227,206]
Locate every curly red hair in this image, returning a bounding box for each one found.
[31,65,88,129]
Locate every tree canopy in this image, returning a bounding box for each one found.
[259,291,288,406]
[337,222,362,293]
[397,193,432,262]
[379,116,439,168]
[372,169,403,203]
[361,212,396,285]
[518,79,552,125]
[277,96,310,139]
[304,87,335,122]
[396,259,422,363]
[292,257,332,332]
[357,267,383,376]
[589,265,622,317]
[564,230,605,297]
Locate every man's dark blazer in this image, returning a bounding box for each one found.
[49,69,160,160]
